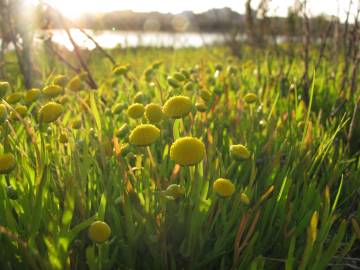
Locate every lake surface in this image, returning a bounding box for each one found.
[37,29,227,50]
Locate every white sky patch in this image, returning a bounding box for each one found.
[25,0,359,22]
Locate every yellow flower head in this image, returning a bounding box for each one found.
[145,103,163,123]
[244,93,257,104]
[180,68,190,79]
[78,71,88,80]
[88,221,111,243]
[67,76,82,92]
[170,137,205,166]
[52,75,67,87]
[230,144,251,160]
[116,123,129,138]
[112,103,126,114]
[163,96,192,119]
[0,81,10,98]
[213,178,235,197]
[5,92,22,104]
[167,76,181,88]
[38,102,64,123]
[43,85,63,98]
[129,124,160,146]
[173,72,186,82]
[164,184,185,198]
[112,65,129,76]
[25,88,41,104]
[134,91,146,103]
[127,103,145,119]
[144,66,154,82]
[10,105,27,120]
[240,192,250,205]
[152,60,162,69]
[0,153,16,174]
[0,104,7,123]
[57,95,69,105]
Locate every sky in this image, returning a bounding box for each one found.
[26,0,359,21]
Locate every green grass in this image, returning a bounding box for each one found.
[0,45,360,270]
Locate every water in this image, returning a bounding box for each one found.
[36,29,227,50]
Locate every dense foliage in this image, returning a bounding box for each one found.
[0,47,360,269]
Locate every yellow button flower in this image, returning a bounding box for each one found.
[88,221,111,243]
[173,72,186,82]
[0,153,16,174]
[43,85,63,98]
[38,102,64,123]
[57,96,69,105]
[25,88,41,104]
[170,137,205,166]
[53,75,67,87]
[129,124,160,146]
[244,93,257,104]
[213,178,235,197]
[134,92,146,103]
[145,103,163,123]
[67,76,82,92]
[5,92,22,104]
[112,103,126,114]
[239,192,250,205]
[167,76,181,88]
[127,103,145,119]
[163,184,185,198]
[112,65,129,76]
[116,123,129,138]
[16,105,27,116]
[230,144,251,160]
[0,81,10,97]
[163,96,192,119]
[10,105,27,120]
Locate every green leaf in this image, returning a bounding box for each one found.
[285,236,296,270]
[90,92,102,131]
[65,215,97,244]
[98,193,107,220]
[173,119,181,140]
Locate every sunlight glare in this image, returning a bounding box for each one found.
[24,0,358,21]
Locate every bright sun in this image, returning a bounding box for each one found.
[27,0,227,19]
[43,0,139,19]
[26,0,165,19]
